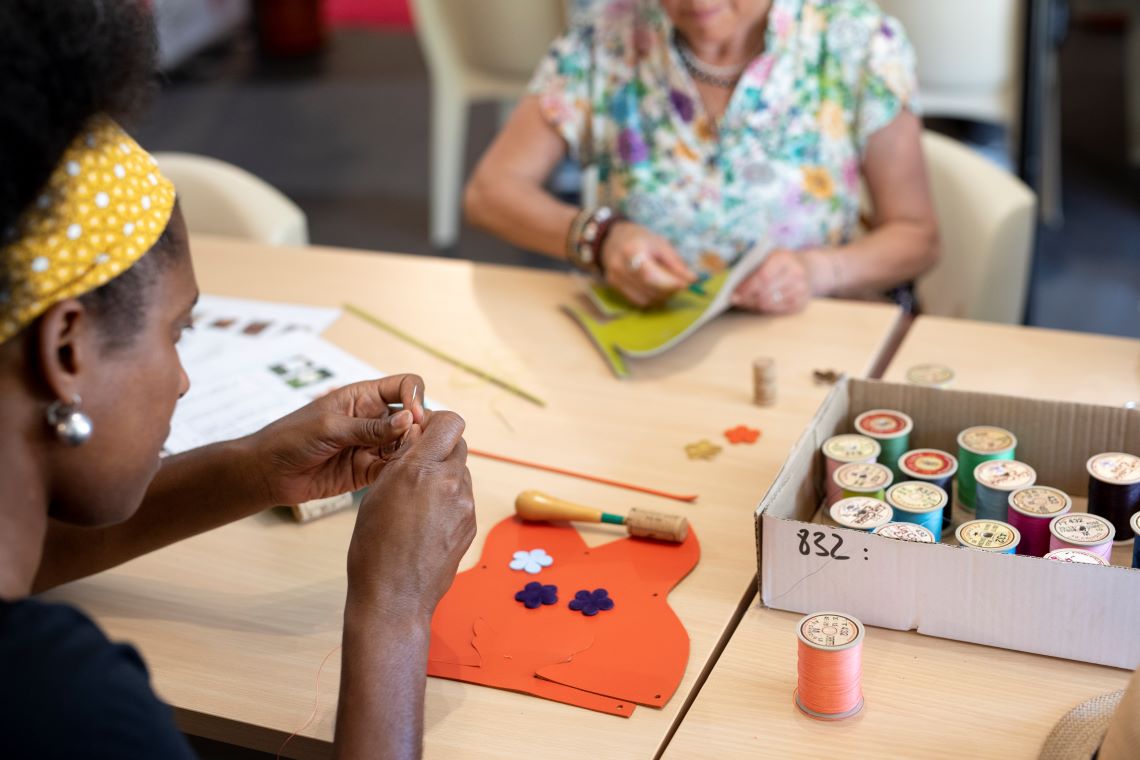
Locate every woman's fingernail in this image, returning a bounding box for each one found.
[393,409,412,428]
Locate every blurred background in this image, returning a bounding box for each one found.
[138,0,1137,337]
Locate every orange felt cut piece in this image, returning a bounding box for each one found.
[427,516,700,716]
[724,425,761,444]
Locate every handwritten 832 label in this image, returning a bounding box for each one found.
[800,613,862,649]
[958,426,1016,454]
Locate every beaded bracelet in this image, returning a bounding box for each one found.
[566,206,624,276]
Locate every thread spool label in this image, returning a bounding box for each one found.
[799,613,862,649]
[1044,548,1108,565]
[900,449,957,478]
[905,363,954,387]
[834,462,892,491]
[1010,486,1071,517]
[822,435,880,463]
[1050,513,1114,545]
[958,426,1016,454]
[1133,511,1140,537]
[855,409,913,438]
[873,522,935,543]
[1086,452,1140,485]
[956,519,1019,551]
[830,497,892,530]
[975,460,1036,491]
[886,481,947,513]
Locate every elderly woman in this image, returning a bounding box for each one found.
[465,0,938,311]
[0,2,472,756]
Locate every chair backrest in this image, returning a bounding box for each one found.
[412,0,564,86]
[917,131,1036,323]
[154,153,308,246]
[877,0,1023,123]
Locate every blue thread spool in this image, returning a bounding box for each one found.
[1131,512,1140,569]
[854,409,913,482]
[1086,453,1140,543]
[830,497,893,532]
[973,459,1036,522]
[955,519,1020,555]
[873,522,935,543]
[885,481,946,542]
[956,426,1016,511]
[898,448,958,533]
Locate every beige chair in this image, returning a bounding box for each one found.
[411,0,565,248]
[154,152,309,246]
[917,131,1037,323]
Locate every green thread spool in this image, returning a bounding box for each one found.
[956,426,1017,511]
[854,409,913,482]
[834,462,893,503]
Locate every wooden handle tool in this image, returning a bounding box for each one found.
[514,490,689,542]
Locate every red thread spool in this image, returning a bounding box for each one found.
[795,612,865,720]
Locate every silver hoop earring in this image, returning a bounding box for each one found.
[46,395,94,447]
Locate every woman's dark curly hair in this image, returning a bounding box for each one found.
[0,0,180,346]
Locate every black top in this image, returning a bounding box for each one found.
[0,597,196,759]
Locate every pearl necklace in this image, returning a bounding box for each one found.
[675,36,748,89]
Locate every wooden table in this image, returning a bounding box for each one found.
[882,315,1140,406]
[667,316,1138,760]
[47,237,902,759]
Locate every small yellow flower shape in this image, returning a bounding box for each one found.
[802,166,835,200]
[818,100,846,139]
[685,439,723,461]
[674,139,700,163]
[694,116,716,143]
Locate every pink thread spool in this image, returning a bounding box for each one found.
[1007,486,1072,557]
[1044,548,1109,566]
[821,435,880,508]
[1048,513,1115,561]
[795,612,865,721]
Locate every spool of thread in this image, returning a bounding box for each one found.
[897,448,958,532]
[955,519,1020,554]
[829,497,893,532]
[795,612,865,721]
[1007,486,1072,557]
[752,357,777,406]
[854,409,913,482]
[885,481,946,541]
[834,461,893,504]
[905,363,954,388]
[1086,452,1140,542]
[973,459,1036,522]
[956,426,1017,511]
[1048,513,1115,561]
[873,522,935,543]
[1044,548,1109,566]
[821,435,880,507]
[1131,511,1140,569]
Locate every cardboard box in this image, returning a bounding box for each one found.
[755,378,1140,670]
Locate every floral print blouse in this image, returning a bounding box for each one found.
[530,0,919,274]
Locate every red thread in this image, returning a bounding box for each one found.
[469,448,698,502]
[277,644,341,759]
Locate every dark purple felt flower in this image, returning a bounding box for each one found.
[618,128,649,164]
[515,581,558,609]
[568,588,615,616]
[669,89,695,122]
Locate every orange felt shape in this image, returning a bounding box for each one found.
[427,517,700,716]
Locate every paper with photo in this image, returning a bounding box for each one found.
[179,294,342,365]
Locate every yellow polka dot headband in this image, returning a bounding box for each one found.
[0,118,176,343]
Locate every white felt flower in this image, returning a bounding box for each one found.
[509,548,554,575]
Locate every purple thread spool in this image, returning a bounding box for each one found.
[1086,453,1140,542]
[822,435,880,508]
[1048,513,1115,561]
[1007,486,1072,557]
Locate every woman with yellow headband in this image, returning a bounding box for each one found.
[0,3,472,757]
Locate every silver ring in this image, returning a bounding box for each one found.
[629,252,647,273]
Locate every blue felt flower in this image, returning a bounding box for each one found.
[515,581,558,609]
[568,588,615,617]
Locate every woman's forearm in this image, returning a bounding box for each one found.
[804,219,939,297]
[33,437,269,591]
[464,170,577,259]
